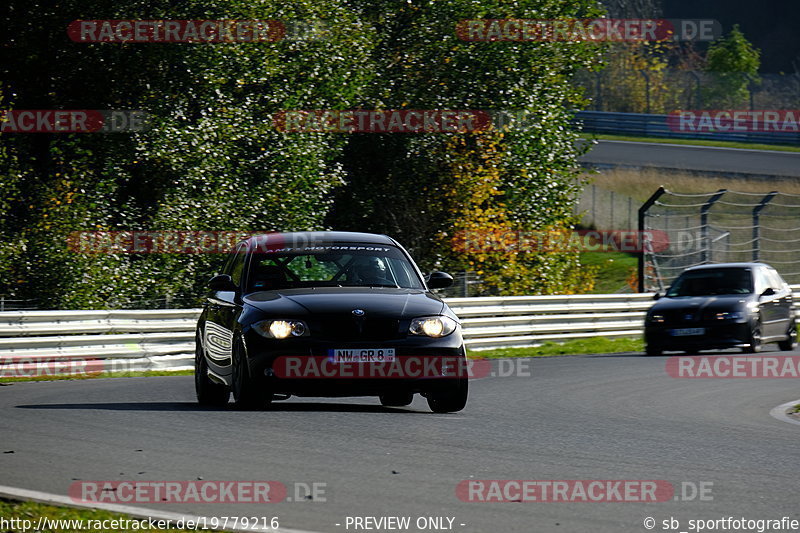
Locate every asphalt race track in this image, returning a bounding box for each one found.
[2,348,800,533]
[579,140,800,179]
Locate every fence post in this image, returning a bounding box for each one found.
[700,189,727,264]
[610,190,615,228]
[752,191,777,261]
[689,71,703,109]
[640,70,651,114]
[638,186,666,292]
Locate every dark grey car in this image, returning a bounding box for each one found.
[644,263,797,355]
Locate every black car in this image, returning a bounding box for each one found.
[194,231,468,412]
[644,263,797,356]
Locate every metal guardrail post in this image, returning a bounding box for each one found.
[638,186,666,293]
[752,191,778,261]
[700,189,727,264]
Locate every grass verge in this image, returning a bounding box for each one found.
[0,499,219,532]
[470,336,643,358]
[584,133,800,153]
[580,251,637,294]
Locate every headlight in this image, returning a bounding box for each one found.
[714,311,745,321]
[409,316,458,338]
[252,320,308,339]
[647,313,665,324]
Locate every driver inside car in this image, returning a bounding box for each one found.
[351,257,392,285]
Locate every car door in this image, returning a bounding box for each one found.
[765,267,793,338]
[752,268,776,338]
[204,243,248,378]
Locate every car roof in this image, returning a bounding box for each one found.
[685,262,772,271]
[241,231,398,249]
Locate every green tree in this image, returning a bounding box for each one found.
[1,0,377,308]
[328,0,604,294]
[703,25,760,109]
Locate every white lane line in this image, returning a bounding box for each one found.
[769,399,800,427]
[0,484,324,533]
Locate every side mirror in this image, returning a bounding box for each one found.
[426,271,454,289]
[652,292,662,301]
[208,274,237,292]
[761,287,776,297]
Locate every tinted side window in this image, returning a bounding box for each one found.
[229,244,248,287]
[765,268,785,290]
[753,268,770,295]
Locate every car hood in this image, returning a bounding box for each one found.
[243,287,447,319]
[651,294,752,312]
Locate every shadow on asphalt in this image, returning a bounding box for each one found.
[14,401,422,413]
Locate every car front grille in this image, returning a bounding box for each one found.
[311,316,403,341]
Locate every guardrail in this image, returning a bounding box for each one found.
[1,288,798,376]
[575,110,800,145]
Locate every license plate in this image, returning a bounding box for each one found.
[671,328,705,336]
[329,348,396,363]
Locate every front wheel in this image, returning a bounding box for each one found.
[426,378,468,413]
[645,345,662,356]
[778,323,798,351]
[195,333,230,407]
[742,325,762,354]
[232,338,272,410]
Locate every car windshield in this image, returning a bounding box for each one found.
[666,268,753,297]
[246,244,424,292]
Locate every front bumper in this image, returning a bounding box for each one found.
[241,329,466,396]
[645,321,751,351]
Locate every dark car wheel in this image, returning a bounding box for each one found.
[232,338,272,410]
[645,345,662,356]
[742,325,762,354]
[195,334,230,407]
[379,392,414,407]
[426,378,468,413]
[778,323,798,351]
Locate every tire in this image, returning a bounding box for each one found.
[195,333,230,407]
[742,325,762,354]
[426,378,468,413]
[379,392,414,407]
[645,345,662,356]
[778,322,798,352]
[231,338,272,410]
